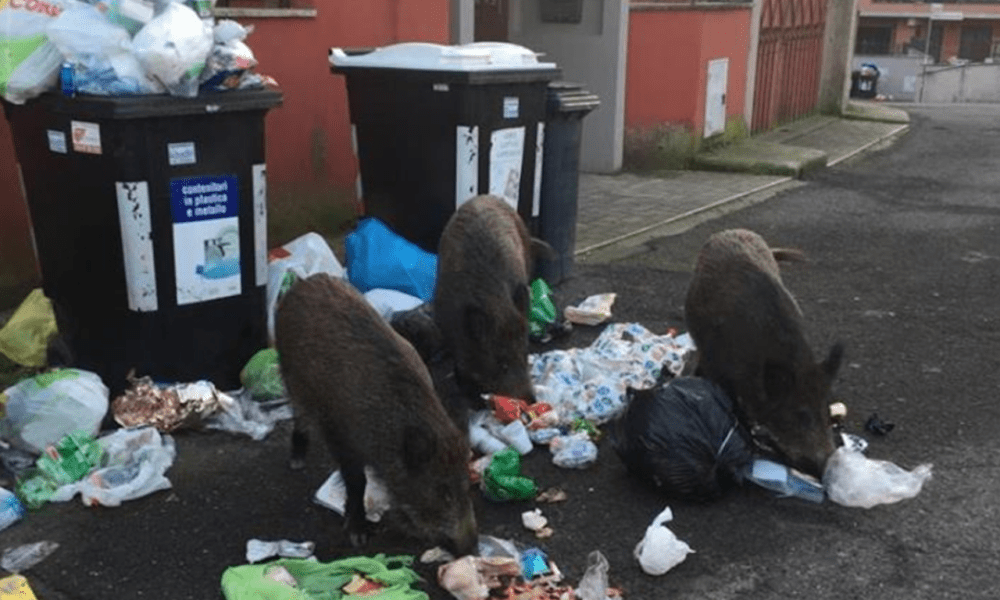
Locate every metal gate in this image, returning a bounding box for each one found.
[752,0,828,132]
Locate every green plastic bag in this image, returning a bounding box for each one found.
[0,289,58,368]
[528,279,557,337]
[483,448,538,501]
[240,348,285,400]
[221,554,428,600]
[17,429,105,509]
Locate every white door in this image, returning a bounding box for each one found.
[704,58,729,138]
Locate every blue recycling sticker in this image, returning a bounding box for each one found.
[170,174,239,223]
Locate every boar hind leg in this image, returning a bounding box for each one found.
[338,452,372,548]
[289,416,309,471]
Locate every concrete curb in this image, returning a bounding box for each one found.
[827,122,910,167]
[575,119,911,259]
[575,177,794,256]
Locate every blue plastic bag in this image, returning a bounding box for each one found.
[345,218,437,302]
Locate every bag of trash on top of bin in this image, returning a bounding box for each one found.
[130,0,213,97]
[46,1,163,96]
[0,0,71,104]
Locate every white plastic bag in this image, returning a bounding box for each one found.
[363,289,424,321]
[313,466,391,523]
[45,2,163,95]
[634,507,694,576]
[131,0,212,97]
[0,369,109,454]
[266,232,345,343]
[46,3,132,63]
[576,550,610,600]
[49,426,175,507]
[823,446,933,509]
[0,0,72,104]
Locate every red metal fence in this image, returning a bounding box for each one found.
[752,0,827,132]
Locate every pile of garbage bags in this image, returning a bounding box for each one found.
[1,0,270,104]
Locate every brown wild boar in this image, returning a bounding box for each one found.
[434,195,543,409]
[275,273,478,555]
[684,228,844,478]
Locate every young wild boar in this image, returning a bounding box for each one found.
[434,195,541,410]
[684,229,844,478]
[274,273,478,555]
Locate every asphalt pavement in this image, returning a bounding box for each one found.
[9,99,994,600]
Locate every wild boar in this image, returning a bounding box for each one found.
[434,195,543,409]
[274,273,478,555]
[684,228,844,478]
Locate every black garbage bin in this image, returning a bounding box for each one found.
[330,42,561,252]
[850,64,879,99]
[535,81,599,285]
[3,89,283,397]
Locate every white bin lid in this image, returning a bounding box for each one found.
[330,42,557,71]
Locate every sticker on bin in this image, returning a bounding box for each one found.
[329,42,558,72]
[503,97,519,119]
[47,130,67,154]
[489,126,525,209]
[170,174,242,305]
[168,142,197,166]
[71,121,101,155]
[116,181,159,312]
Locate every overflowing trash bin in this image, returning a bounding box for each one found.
[4,89,282,396]
[850,63,880,99]
[535,81,599,285]
[330,42,561,252]
[1,0,282,396]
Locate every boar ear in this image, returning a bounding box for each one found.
[403,425,437,472]
[763,360,795,402]
[463,305,490,339]
[823,342,845,379]
[512,283,530,315]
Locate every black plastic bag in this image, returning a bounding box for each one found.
[611,376,754,501]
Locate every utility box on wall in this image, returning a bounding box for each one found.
[704,57,729,138]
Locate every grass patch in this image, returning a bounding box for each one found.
[267,181,360,250]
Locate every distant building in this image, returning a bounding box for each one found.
[857,0,1000,64]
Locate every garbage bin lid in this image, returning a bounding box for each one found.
[330,42,557,72]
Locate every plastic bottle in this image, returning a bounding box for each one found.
[60,62,75,98]
[743,458,825,503]
[0,487,26,532]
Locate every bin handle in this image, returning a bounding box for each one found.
[329,48,348,66]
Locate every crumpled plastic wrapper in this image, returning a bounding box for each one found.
[564,293,617,326]
[438,556,522,600]
[245,539,315,564]
[112,374,231,432]
[530,323,695,426]
[823,446,932,509]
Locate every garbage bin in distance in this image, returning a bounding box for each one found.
[330,42,561,253]
[534,81,599,286]
[2,89,283,397]
[850,64,879,99]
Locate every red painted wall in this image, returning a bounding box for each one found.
[625,7,751,135]
[0,1,450,306]
[0,119,38,302]
[245,2,449,189]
